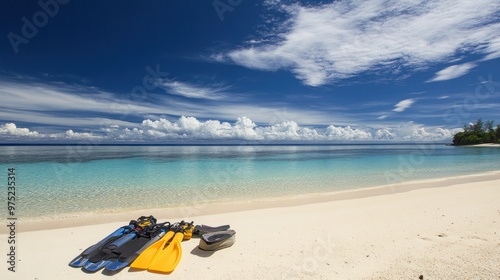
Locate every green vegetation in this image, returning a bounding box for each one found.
[452,119,500,145]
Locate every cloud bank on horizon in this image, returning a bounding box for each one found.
[219,0,500,86]
[0,117,461,142]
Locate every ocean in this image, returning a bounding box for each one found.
[1,144,499,219]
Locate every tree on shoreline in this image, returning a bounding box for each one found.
[452,118,500,145]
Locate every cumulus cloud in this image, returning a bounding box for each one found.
[326,125,372,140]
[0,117,461,142]
[375,128,396,140]
[393,99,415,112]
[217,0,500,86]
[256,121,321,140]
[0,123,101,140]
[374,123,462,141]
[61,130,102,140]
[428,62,477,82]
[138,117,370,141]
[140,116,259,139]
[0,123,40,137]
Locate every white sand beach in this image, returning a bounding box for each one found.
[472,143,500,147]
[1,173,499,279]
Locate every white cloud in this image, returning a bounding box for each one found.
[0,79,168,119]
[375,129,396,140]
[393,99,415,112]
[0,123,102,140]
[142,116,239,139]
[218,0,500,86]
[0,123,40,137]
[256,121,321,140]
[482,37,500,61]
[428,62,477,82]
[374,123,462,141]
[0,79,352,128]
[326,125,372,140]
[157,80,229,100]
[140,116,309,140]
[0,108,139,129]
[61,130,102,140]
[0,117,460,142]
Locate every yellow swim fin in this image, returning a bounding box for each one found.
[147,222,193,274]
[130,230,175,269]
[147,231,184,273]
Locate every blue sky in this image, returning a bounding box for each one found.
[1,0,499,143]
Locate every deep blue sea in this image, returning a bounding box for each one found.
[1,144,499,218]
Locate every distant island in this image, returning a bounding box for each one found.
[453,119,500,146]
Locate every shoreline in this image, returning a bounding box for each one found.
[456,143,500,147]
[9,170,500,232]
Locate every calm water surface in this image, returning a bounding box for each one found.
[0,144,499,218]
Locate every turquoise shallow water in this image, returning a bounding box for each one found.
[0,144,499,218]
